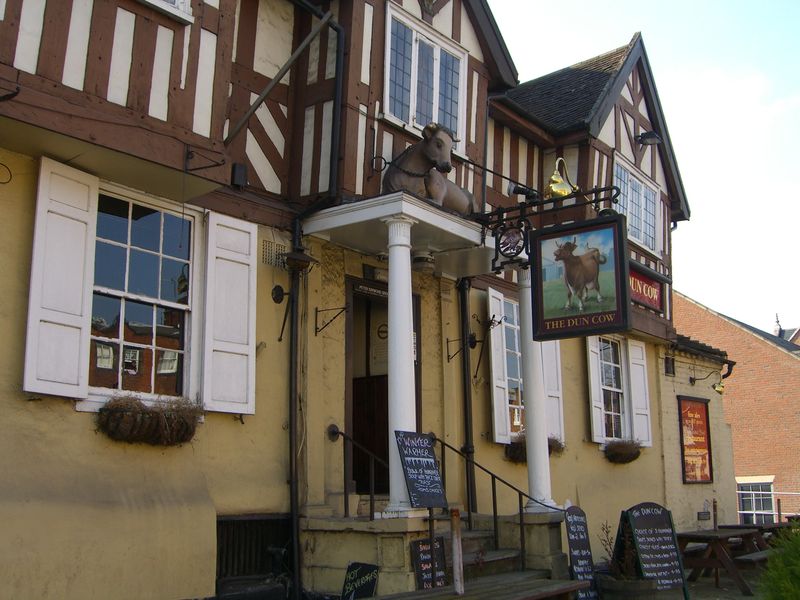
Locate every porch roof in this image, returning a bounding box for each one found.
[301,192,494,278]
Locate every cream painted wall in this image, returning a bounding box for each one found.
[0,147,292,599]
[659,349,737,530]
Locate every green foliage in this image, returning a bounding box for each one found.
[762,529,800,600]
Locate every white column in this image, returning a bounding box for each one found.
[383,216,418,515]
[518,268,557,512]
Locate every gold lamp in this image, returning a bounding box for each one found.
[543,157,579,200]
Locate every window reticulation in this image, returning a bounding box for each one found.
[502,300,524,437]
[387,10,465,143]
[738,483,775,524]
[90,194,192,397]
[598,337,624,439]
[614,163,657,252]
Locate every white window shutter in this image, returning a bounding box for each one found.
[541,340,564,441]
[627,339,652,446]
[487,287,511,444]
[202,212,258,414]
[24,158,98,398]
[586,336,605,443]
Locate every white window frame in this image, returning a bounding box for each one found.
[613,157,662,256]
[24,158,256,415]
[487,288,564,444]
[136,0,194,24]
[736,477,776,524]
[383,4,468,152]
[586,335,652,446]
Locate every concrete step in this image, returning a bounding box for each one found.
[373,571,589,599]
[461,548,523,580]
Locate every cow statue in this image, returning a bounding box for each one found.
[381,123,478,216]
[553,239,607,312]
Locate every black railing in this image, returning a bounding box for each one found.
[327,424,388,520]
[432,435,564,571]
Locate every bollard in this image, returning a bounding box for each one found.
[451,508,464,595]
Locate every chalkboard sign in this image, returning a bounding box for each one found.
[564,506,598,600]
[394,431,447,509]
[614,502,686,592]
[340,562,379,599]
[410,536,446,590]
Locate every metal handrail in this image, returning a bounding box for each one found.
[327,424,388,520]
[432,434,564,571]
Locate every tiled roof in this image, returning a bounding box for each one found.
[674,334,729,361]
[505,40,632,135]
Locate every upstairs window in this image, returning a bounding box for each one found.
[137,0,194,24]
[614,162,659,254]
[385,6,467,147]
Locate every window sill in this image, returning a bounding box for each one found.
[136,0,194,25]
[379,113,468,159]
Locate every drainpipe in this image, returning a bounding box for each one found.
[283,5,345,600]
[457,278,477,513]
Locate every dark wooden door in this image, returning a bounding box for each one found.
[352,375,389,494]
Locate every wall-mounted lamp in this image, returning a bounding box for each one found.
[690,370,724,395]
[634,130,662,146]
[282,249,318,272]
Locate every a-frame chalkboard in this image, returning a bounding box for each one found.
[394,431,447,509]
[612,502,688,599]
[564,506,598,600]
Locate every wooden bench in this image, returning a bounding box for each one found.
[734,549,774,567]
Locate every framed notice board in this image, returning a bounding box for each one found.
[678,396,713,483]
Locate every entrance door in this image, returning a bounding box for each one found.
[348,280,421,495]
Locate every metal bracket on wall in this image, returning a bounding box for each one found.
[446,333,479,362]
[472,314,503,378]
[315,305,349,336]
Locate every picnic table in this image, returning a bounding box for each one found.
[676,528,759,596]
[719,521,794,550]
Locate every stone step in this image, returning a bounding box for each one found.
[373,571,589,600]
[461,548,524,580]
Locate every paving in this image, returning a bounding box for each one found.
[685,568,765,599]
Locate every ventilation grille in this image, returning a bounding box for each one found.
[216,516,291,580]
[262,240,288,269]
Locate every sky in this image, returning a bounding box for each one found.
[487,0,800,335]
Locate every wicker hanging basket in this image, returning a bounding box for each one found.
[97,396,202,446]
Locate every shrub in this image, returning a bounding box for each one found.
[761,529,800,599]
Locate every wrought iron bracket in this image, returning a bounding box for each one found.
[446,333,479,362]
[474,184,620,273]
[315,305,349,336]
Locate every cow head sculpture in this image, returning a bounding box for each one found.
[421,123,456,174]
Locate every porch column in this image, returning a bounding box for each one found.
[518,268,557,512]
[383,216,418,515]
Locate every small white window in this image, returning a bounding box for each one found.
[737,481,775,524]
[614,162,659,254]
[587,335,652,445]
[385,5,467,149]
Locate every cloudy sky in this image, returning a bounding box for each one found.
[488,0,800,334]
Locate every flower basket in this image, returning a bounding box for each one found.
[548,436,565,456]
[97,396,202,446]
[504,438,527,463]
[603,439,642,464]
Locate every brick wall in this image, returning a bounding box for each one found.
[673,292,800,518]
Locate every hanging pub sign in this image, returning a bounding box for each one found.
[529,214,630,341]
[629,268,663,312]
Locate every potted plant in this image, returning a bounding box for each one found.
[603,439,642,464]
[97,396,202,446]
[594,521,683,599]
[504,436,566,463]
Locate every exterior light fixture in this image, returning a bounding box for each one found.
[634,130,662,146]
[282,249,318,272]
[712,382,724,395]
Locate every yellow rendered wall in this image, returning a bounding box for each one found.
[0,147,291,599]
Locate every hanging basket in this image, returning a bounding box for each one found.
[97,396,202,446]
[603,440,642,464]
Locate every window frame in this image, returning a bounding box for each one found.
[383,4,469,152]
[613,157,662,256]
[587,335,652,446]
[80,183,205,411]
[487,288,564,445]
[736,480,775,524]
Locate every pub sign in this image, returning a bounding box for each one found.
[629,268,663,312]
[530,215,630,341]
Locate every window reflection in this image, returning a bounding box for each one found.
[89,340,118,388]
[128,250,159,297]
[122,346,152,393]
[161,258,190,304]
[97,195,128,243]
[91,293,121,338]
[163,213,191,260]
[131,205,161,252]
[156,306,184,349]
[94,242,126,291]
[124,300,153,344]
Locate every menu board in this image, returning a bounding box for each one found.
[625,502,685,591]
[564,506,598,600]
[394,431,447,509]
[340,562,379,599]
[410,536,446,589]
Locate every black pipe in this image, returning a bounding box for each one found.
[288,221,302,600]
[457,278,477,513]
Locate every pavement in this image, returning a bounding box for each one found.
[684,568,764,599]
